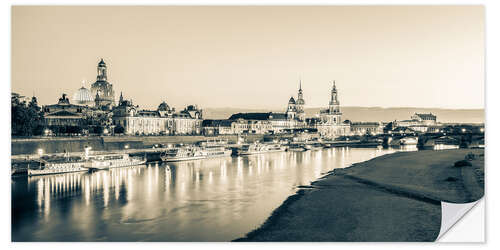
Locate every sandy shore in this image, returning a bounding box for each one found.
[236,148,484,242]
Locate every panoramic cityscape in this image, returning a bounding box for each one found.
[11,5,484,242]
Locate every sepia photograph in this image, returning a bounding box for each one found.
[10,4,485,242]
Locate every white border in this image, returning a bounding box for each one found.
[2,0,496,249]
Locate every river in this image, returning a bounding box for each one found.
[12,147,407,241]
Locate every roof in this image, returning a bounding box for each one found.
[44,103,86,109]
[137,110,160,117]
[228,112,289,121]
[414,113,436,120]
[351,122,381,126]
[229,112,272,120]
[202,119,233,127]
[288,97,296,104]
[44,110,82,117]
[269,113,287,120]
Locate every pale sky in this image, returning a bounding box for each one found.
[11,6,484,110]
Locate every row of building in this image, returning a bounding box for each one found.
[42,58,440,138]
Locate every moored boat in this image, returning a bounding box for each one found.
[237,142,286,155]
[304,142,324,151]
[161,142,232,162]
[27,153,145,176]
[287,143,307,152]
[87,153,146,171]
[160,146,205,162]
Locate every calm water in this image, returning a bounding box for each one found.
[12,147,401,241]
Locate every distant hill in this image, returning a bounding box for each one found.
[203,107,484,124]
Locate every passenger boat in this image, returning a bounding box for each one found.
[287,143,307,152]
[200,144,232,158]
[86,153,146,171]
[304,142,324,151]
[27,158,88,176]
[28,153,145,176]
[237,142,286,155]
[399,137,418,145]
[160,146,205,162]
[160,143,232,162]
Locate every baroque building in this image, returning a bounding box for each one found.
[42,93,112,134]
[317,81,350,138]
[42,94,88,129]
[111,95,203,135]
[91,59,115,110]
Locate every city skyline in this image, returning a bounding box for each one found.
[12,6,484,110]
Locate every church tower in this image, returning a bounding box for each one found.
[296,79,305,121]
[328,80,342,124]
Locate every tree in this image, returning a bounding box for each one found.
[11,93,44,136]
[114,124,125,134]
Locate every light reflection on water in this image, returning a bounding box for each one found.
[13,147,401,242]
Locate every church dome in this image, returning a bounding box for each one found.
[288,97,296,104]
[158,101,171,111]
[73,86,94,105]
[98,58,106,67]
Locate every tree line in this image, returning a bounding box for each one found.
[11,93,44,136]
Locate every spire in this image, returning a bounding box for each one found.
[119,91,123,103]
[299,78,302,91]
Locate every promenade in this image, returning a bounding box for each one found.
[237,149,484,241]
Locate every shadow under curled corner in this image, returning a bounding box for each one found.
[235,149,484,242]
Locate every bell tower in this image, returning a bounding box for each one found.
[97,58,107,81]
[296,79,306,121]
[329,80,340,113]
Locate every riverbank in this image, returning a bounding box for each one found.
[236,148,484,242]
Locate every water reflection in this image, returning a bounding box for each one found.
[13,147,396,242]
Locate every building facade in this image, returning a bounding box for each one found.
[112,96,202,135]
[349,122,384,135]
[42,94,88,128]
[393,113,438,133]
[42,93,112,134]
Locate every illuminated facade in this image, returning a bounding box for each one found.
[112,96,202,135]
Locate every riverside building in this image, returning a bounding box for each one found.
[224,82,307,134]
[112,95,203,135]
[393,113,438,133]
